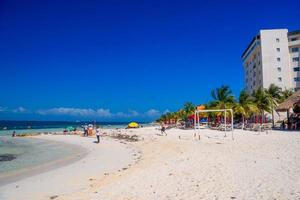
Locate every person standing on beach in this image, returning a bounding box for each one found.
[161,124,167,136]
[96,126,101,143]
[12,131,16,137]
[83,125,88,137]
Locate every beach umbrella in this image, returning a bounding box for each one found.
[128,122,139,128]
[66,126,75,132]
[197,105,205,110]
[200,118,207,123]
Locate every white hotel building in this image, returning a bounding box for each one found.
[242,29,300,93]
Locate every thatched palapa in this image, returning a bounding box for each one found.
[276,92,300,112]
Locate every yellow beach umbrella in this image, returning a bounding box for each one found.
[128,122,139,128]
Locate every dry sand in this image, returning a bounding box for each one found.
[1,127,300,200]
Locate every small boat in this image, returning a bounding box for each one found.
[3,127,7,130]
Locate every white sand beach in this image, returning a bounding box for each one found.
[1,127,300,200]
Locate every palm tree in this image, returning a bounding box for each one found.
[281,89,293,102]
[175,109,185,123]
[233,90,258,129]
[165,112,174,124]
[265,84,282,127]
[210,85,235,109]
[157,114,167,123]
[252,87,272,124]
[183,102,195,119]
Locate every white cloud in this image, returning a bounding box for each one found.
[115,112,127,118]
[145,109,161,117]
[128,110,139,117]
[163,109,170,114]
[96,109,112,117]
[0,106,7,112]
[13,106,27,113]
[11,106,164,119]
[36,107,140,118]
[114,110,139,118]
[37,107,96,116]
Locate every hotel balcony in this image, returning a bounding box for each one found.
[289,39,300,47]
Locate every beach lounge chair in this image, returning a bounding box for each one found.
[252,124,264,132]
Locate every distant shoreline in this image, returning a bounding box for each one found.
[0,121,153,136]
[0,120,150,131]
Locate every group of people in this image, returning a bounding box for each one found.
[83,125,101,143]
[11,125,102,143]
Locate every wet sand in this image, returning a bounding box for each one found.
[0,137,87,187]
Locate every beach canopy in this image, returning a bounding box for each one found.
[66,126,75,132]
[128,122,139,128]
[276,92,300,112]
[197,105,205,110]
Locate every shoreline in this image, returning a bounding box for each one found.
[0,136,88,187]
[0,133,139,200]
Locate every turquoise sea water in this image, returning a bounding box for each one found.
[0,121,151,185]
[0,136,82,186]
[0,120,149,136]
[0,136,75,173]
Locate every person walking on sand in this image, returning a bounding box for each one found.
[96,126,101,143]
[161,124,167,136]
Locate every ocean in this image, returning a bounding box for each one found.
[0,120,135,136]
[0,120,146,185]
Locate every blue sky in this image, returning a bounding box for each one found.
[0,0,299,121]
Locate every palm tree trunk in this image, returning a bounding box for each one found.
[242,116,245,130]
[271,109,275,127]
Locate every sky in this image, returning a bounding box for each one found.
[0,0,299,121]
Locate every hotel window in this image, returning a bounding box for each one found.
[276,48,280,52]
[294,77,300,82]
[294,67,300,72]
[291,47,299,52]
[277,57,281,62]
[291,37,299,41]
[276,38,280,42]
[278,77,282,82]
[277,67,281,72]
[292,57,299,62]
